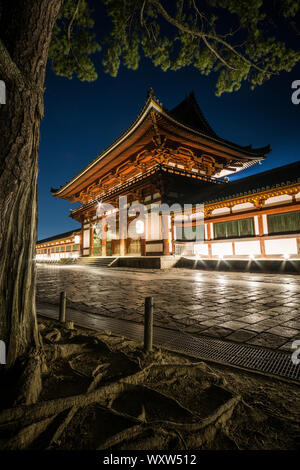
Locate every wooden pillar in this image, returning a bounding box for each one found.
[59,291,66,323]
[101,217,107,257]
[80,220,84,257]
[120,237,125,256]
[206,222,212,259]
[144,297,153,352]
[161,214,170,255]
[258,214,266,257]
[90,225,94,257]
[171,216,175,255]
[119,210,126,257]
[232,241,235,257]
[141,237,146,256]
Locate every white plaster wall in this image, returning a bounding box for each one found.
[194,243,209,256]
[232,202,254,212]
[212,243,233,256]
[254,216,260,235]
[83,229,90,248]
[262,214,268,234]
[235,241,261,256]
[147,210,161,240]
[265,238,298,255]
[264,194,292,206]
[211,207,230,216]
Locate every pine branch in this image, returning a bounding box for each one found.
[148,0,269,75]
[67,0,81,43]
[202,36,237,71]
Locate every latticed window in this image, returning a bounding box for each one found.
[60,246,65,252]
[51,248,55,253]
[214,218,254,239]
[56,247,60,252]
[93,232,102,247]
[72,244,79,251]
[267,211,300,234]
[93,231,102,255]
[175,224,205,241]
[66,246,71,252]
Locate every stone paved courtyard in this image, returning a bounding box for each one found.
[36,264,300,351]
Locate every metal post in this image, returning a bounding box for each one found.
[59,291,66,323]
[144,296,153,352]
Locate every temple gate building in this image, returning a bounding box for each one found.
[44,90,300,263]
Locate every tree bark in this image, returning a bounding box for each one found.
[0,0,63,367]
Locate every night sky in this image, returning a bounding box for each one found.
[38,12,300,240]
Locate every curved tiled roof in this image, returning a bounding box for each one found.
[169,92,270,156]
[52,89,271,198]
[170,92,218,138]
[191,161,300,204]
[37,229,80,245]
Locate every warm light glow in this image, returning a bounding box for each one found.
[265,238,297,255]
[136,220,144,234]
[194,243,208,256]
[74,235,80,244]
[249,254,255,259]
[212,243,233,257]
[283,253,290,260]
[235,241,261,256]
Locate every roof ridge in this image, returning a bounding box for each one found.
[37,228,80,244]
[169,91,218,138]
[230,160,300,184]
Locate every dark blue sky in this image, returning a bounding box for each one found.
[38,52,300,240]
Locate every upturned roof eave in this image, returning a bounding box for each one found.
[52,95,269,199]
[52,95,161,198]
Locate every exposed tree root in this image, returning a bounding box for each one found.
[0,365,153,427]
[2,321,298,450]
[97,395,240,450]
[13,350,43,406]
[47,407,79,449]
[0,415,56,450]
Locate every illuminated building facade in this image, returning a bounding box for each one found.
[46,90,300,261]
[36,229,81,261]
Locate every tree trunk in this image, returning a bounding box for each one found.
[0,0,62,368]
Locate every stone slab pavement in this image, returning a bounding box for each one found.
[36,264,300,352]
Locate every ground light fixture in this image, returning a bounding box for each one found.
[283,253,290,260]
